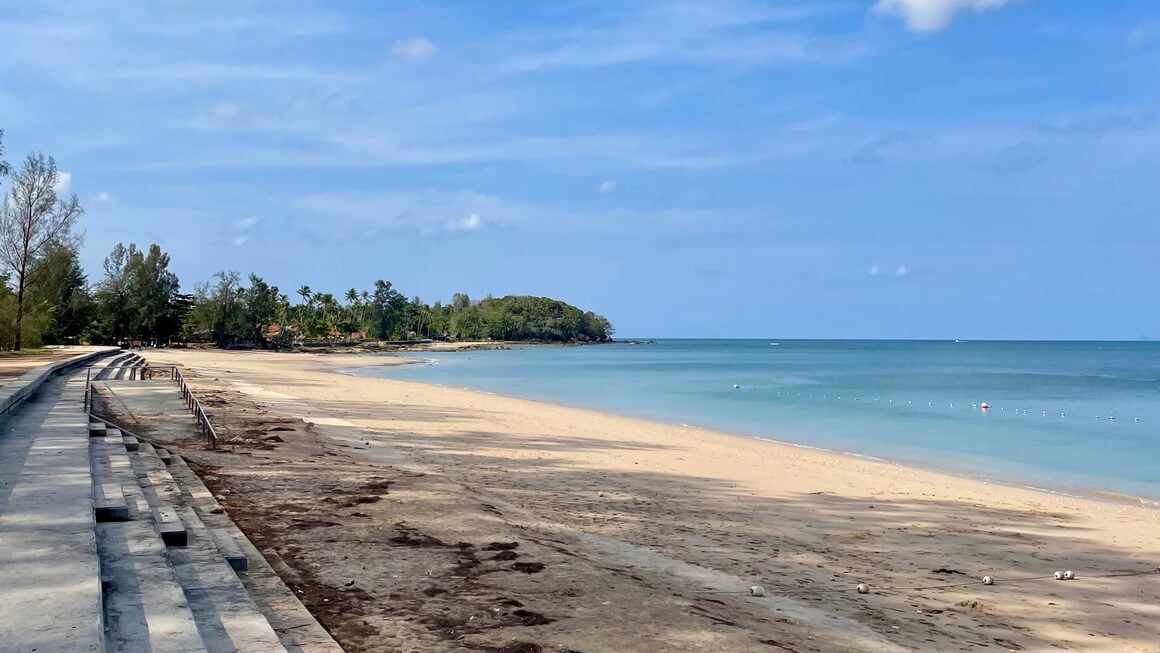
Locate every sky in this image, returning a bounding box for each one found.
[0,0,1157,340]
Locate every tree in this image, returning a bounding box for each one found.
[241,274,280,347]
[209,271,242,347]
[94,243,137,343]
[0,130,10,181]
[27,242,91,344]
[0,153,83,349]
[128,244,181,345]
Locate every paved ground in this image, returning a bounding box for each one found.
[0,350,79,386]
[0,372,103,652]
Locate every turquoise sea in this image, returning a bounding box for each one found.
[350,340,1160,501]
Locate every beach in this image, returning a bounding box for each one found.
[131,349,1160,652]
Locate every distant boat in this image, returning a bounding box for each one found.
[769,342,780,346]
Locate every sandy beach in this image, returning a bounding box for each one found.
[128,349,1160,652]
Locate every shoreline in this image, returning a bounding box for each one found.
[341,356,1160,511]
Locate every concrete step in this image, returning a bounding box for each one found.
[166,455,343,653]
[91,439,131,522]
[95,482,130,522]
[169,502,287,652]
[129,441,190,548]
[97,518,208,653]
[0,378,103,652]
[123,434,139,452]
[96,354,136,381]
[153,506,189,547]
[89,420,107,437]
[165,456,248,573]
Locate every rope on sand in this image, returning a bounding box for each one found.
[692,566,1160,597]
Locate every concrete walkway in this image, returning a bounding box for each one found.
[0,373,103,652]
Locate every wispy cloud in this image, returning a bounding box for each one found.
[1126,25,1152,47]
[501,1,866,72]
[391,37,438,61]
[446,212,482,232]
[598,180,617,194]
[992,142,1049,175]
[1035,110,1156,138]
[230,235,249,247]
[895,265,909,277]
[847,130,921,166]
[868,265,881,276]
[54,171,72,194]
[234,216,259,230]
[96,191,111,202]
[872,0,1012,33]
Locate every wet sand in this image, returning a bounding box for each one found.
[138,349,1160,652]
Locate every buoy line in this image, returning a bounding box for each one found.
[750,386,1144,423]
[692,566,1160,597]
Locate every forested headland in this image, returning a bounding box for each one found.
[0,131,613,351]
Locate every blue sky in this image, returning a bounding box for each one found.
[1,0,1157,339]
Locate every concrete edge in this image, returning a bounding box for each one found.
[0,347,120,416]
[91,413,343,653]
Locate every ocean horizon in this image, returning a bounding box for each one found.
[350,339,1160,502]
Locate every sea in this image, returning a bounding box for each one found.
[348,340,1160,502]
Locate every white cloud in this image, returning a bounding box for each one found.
[54,171,72,194]
[391,37,437,61]
[446,212,482,232]
[212,101,240,122]
[230,235,249,247]
[96,191,111,202]
[234,216,259,230]
[1126,26,1151,47]
[895,265,909,277]
[868,265,880,276]
[872,0,1012,33]
[598,180,617,194]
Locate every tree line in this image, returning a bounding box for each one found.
[0,132,613,350]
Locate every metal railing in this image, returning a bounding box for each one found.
[84,362,219,449]
[172,366,219,449]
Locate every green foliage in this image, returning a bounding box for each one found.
[92,243,184,345]
[444,296,613,342]
[0,152,83,349]
[177,271,614,348]
[26,242,91,344]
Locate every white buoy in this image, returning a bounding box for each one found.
[856,583,870,594]
[749,585,766,597]
[1054,571,1064,580]
[980,402,990,410]
[982,575,994,586]
[1108,416,1115,421]
[734,384,740,389]
[1063,570,1075,580]
[1135,417,1140,422]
